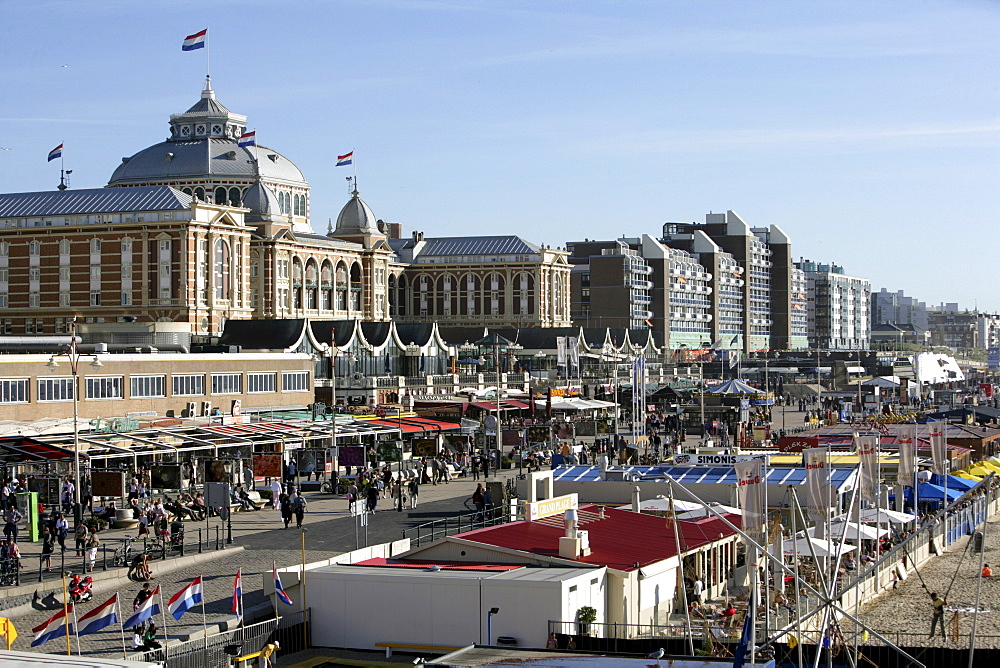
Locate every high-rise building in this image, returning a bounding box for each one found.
[663,210,805,351]
[795,260,871,350]
[870,288,928,331]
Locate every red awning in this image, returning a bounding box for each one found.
[0,437,88,463]
[365,417,462,434]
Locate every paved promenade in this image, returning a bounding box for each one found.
[6,468,515,657]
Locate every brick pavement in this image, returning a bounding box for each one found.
[7,468,515,657]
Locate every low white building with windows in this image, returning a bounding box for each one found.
[0,349,314,425]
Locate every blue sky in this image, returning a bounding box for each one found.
[2,1,997,311]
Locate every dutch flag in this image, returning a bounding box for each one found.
[237,131,256,147]
[273,561,293,606]
[31,605,73,647]
[77,594,119,636]
[168,576,204,621]
[231,569,243,615]
[123,585,161,629]
[182,29,208,51]
[336,151,353,167]
[47,144,63,162]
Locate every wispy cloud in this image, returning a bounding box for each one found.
[0,117,146,125]
[569,123,1000,156]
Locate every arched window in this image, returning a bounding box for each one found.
[513,272,534,315]
[229,187,241,207]
[292,258,303,309]
[335,263,348,310]
[436,274,458,317]
[214,187,227,205]
[182,187,193,196]
[305,259,318,310]
[292,194,301,217]
[396,275,407,317]
[487,273,505,315]
[320,261,333,310]
[459,273,480,316]
[413,274,429,316]
[349,263,363,311]
[215,239,230,300]
[194,187,205,201]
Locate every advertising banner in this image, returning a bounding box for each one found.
[337,446,365,468]
[854,433,879,504]
[91,470,126,498]
[897,424,917,486]
[735,459,764,545]
[930,432,947,476]
[149,464,182,490]
[803,447,830,521]
[252,455,282,478]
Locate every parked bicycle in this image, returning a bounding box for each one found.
[112,537,136,567]
[320,478,350,495]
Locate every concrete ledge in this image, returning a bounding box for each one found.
[1,546,244,620]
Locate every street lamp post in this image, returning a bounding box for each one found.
[486,606,500,645]
[46,318,103,527]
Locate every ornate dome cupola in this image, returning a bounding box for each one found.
[107,78,313,234]
[167,76,248,142]
[330,187,386,248]
[242,181,285,224]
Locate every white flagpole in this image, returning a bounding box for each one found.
[72,601,81,656]
[206,28,211,79]
[200,575,208,652]
[117,594,127,659]
[158,588,169,652]
[272,560,279,619]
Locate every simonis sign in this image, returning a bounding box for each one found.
[674,453,769,466]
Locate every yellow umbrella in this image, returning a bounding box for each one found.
[955,472,983,482]
[977,461,1000,474]
[969,466,992,477]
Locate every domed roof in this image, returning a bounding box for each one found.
[107,78,307,189]
[108,140,306,186]
[242,182,284,223]
[335,188,379,235]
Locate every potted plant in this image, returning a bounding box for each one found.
[576,605,597,635]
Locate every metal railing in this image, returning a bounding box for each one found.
[403,505,509,547]
[138,609,310,667]
[23,525,228,588]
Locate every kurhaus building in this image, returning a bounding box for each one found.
[0,79,570,335]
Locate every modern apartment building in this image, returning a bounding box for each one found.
[870,288,929,331]
[795,260,871,350]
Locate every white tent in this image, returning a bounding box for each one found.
[835,508,917,525]
[807,521,887,541]
[782,536,857,558]
[616,497,703,513]
[675,503,743,520]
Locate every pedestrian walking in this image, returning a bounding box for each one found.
[270,480,282,510]
[408,478,419,509]
[279,495,293,529]
[366,484,379,513]
[929,592,946,639]
[53,513,68,552]
[470,484,485,520]
[85,531,100,572]
[292,492,307,528]
[3,506,21,543]
[75,522,89,557]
